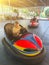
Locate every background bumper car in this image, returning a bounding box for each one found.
[28,18,39,28]
[2,23,46,65]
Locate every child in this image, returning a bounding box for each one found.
[12,21,28,40]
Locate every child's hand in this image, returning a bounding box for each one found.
[19,34,22,36]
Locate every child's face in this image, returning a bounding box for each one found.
[14,23,19,27]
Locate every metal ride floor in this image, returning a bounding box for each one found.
[0,20,49,65]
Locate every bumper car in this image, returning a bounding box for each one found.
[2,23,46,65]
[28,18,39,28]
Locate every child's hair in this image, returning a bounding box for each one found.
[14,21,19,26]
[15,21,19,24]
